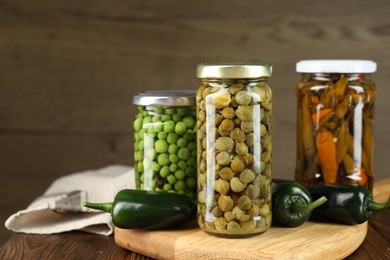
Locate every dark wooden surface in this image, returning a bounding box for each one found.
[0,208,388,260]
[1,0,390,245]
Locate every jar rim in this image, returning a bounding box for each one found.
[296,60,377,73]
[197,63,272,79]
[133,90,196,106]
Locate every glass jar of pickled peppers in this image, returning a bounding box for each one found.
[295,60,376,192]
[196,63,273,237]
[133,91,197,198]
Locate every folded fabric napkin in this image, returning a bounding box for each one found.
[5,165,134,236]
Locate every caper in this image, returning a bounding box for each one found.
[196,76,272,236]
[218,195,234,212]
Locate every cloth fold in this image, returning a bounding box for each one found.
[5,165,134,236]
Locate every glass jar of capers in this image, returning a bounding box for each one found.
[133,91,197,198]
[196,63,273,237]
[295,60,376,192]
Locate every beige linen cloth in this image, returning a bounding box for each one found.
[5,165,134,236]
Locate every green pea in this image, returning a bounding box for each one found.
[167,174,178,185]
[154,107,164,114]
[177,190,186,195]
[138,140,144,151]
[183,130,195,141]
[163,183,172,191]
[187,157,196,167]
[174,169,186,180]
[152,162,161,172]
[157,153,170,166]
[175,121,187,135]
[178,147,190,160]
[183,116,195,129]
[164,108,176,115]
[146,127,157,137]
[169,154,179,164]
[161,114,171,121]
[167,189,176,193]
[168,144,178,154]
[155,139,168,153]
[138,129,145,139]
[136,150,143,161]
[133,117,142,131]
[164,120,175,133]
[186,177,196,188]
[145,148,155,159]
[139,173,144,182]
[144,136,154,148]
[155,187,164,192]
[172,114,182,122]
[152,115,161,122]
[140,183,144,190]
[134,132,140,142]
[167,133,179,144]
[142,111,148,116]
[157,132,167,140]
[160,166,170,178]
[148,179,157,189]
[169,163,178,172]
[174,180,186,190]
[142,116,152,124]
[152,150,158,160]
[137,161,144,173]
[177,108,190,115]
[191,150,197,158]
[178,160,187,170]
[144,159,153,171]
[177,137,187,148]
[187,141,196,150]
[153,123,163,132]
[186,192,196,199]
[185,167,196,177]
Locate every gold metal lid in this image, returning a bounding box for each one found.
[197,63,272,79]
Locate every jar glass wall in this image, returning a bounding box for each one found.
[196,63,273,237]
[295,60,376,192]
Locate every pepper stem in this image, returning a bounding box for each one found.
[292,196,327,213]
[368,196,390,211]
[83,202,113,213]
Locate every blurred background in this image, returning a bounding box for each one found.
[1,0,389,245]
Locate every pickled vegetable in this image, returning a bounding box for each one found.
[295,73,375,191]
[133,105,197,198]
[196,79,272,236]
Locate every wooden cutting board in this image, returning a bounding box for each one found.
[114,179,389,260]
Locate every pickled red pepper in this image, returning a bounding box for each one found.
[316,129,337,183]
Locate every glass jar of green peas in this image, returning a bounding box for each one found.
[133,91,197,198]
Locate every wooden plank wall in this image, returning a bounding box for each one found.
[1,0,389,244]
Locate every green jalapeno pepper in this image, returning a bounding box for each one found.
[83,189,196,229]
[307,184,390,225]
[272,179,327,227]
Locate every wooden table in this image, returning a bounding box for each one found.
[0,208,388,259]
[1,188,389,260]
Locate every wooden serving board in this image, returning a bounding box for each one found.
[114,179,389,260]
